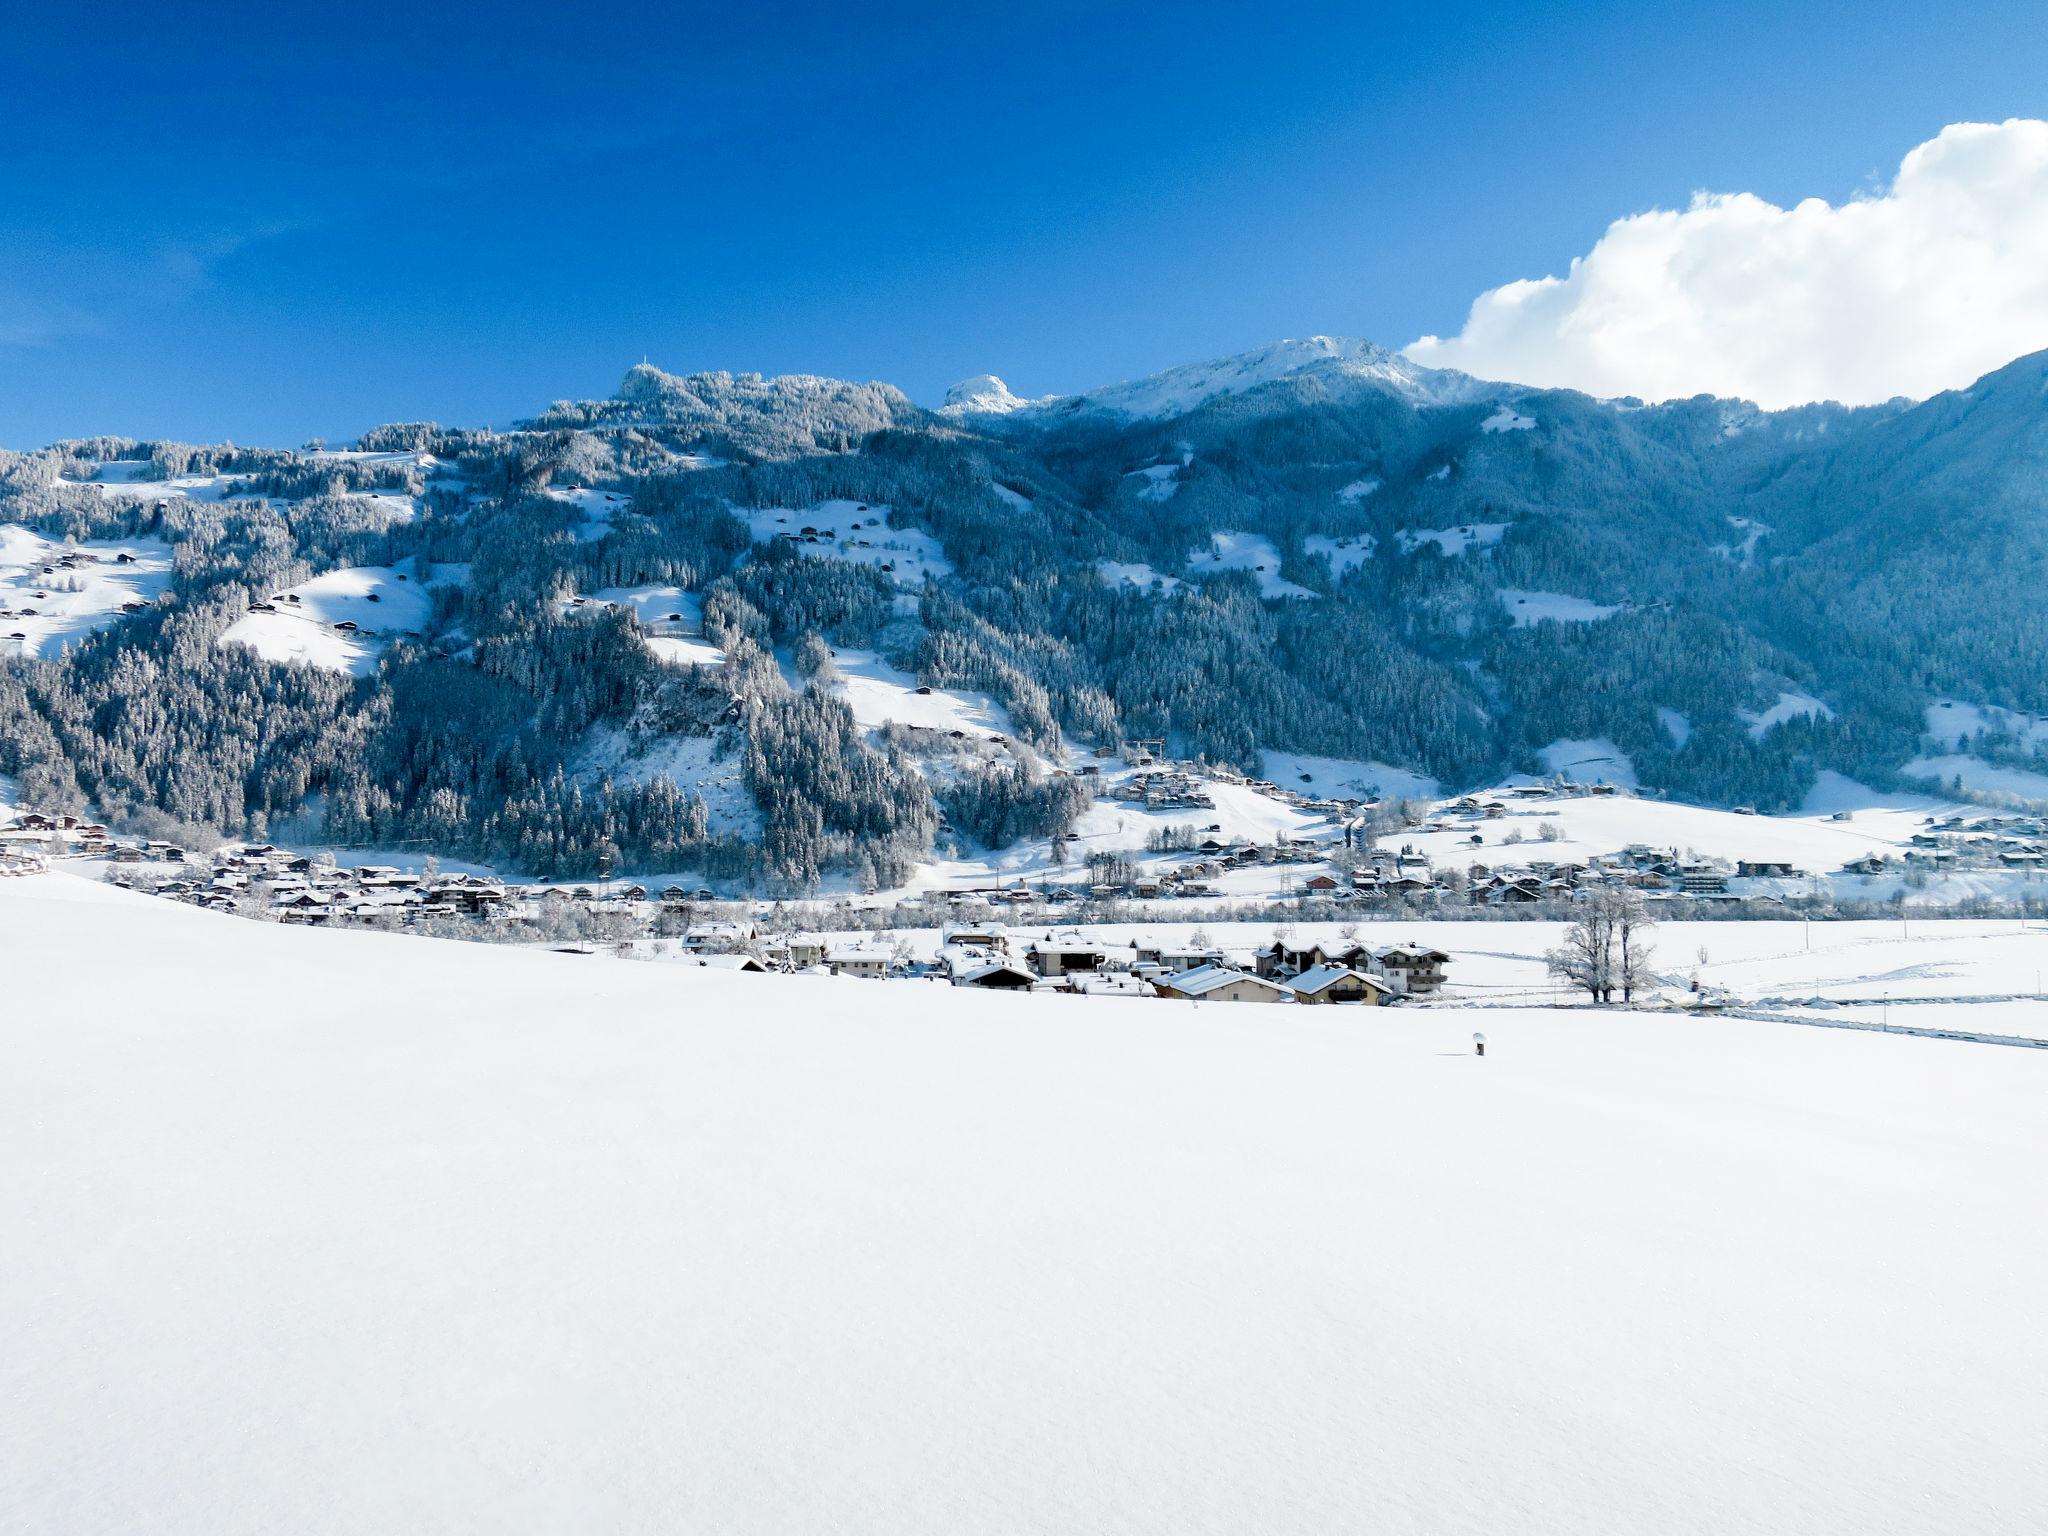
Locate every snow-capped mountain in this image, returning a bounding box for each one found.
[948,336,1502,423]
[938,374,1044,417]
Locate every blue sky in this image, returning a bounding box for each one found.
[4,0,2045,446]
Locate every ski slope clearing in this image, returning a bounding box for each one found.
[736,500,952,586]
[1397,522,1506,556]
[1185,531,1313,599]
[1499,588,1621,626]
[3,872,2044,1534]
[219,565,435,676]
[0,526,172,657]
[1303,532,1374,577]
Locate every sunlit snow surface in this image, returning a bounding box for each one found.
[0,526,173,657]
[1185,531,1313,599]
[1499,589,1621,626]
[1397,523,1507,557]
[219,565,441,676]
[1,872,2044,1533]
[736,500,952,585]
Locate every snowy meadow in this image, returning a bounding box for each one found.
[4,870,2045,1533]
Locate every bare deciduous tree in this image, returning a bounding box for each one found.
[1548,887,1656,1004]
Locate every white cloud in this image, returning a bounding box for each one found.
[1407,120,2048,408]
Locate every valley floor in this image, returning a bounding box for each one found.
[3,872,2046,1533]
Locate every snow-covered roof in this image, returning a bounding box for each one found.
[1290,964,1390,996]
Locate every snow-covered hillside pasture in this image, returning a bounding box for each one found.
[1498,588,1621,626]
[572,584,697,628]
[1902,753,2048,804]
[1743,689,1834,740]
[1924,699,2048,751]
[219,565,434,676]
[60,461,247,501]
[736,500,952,586]
[1303,532,1374,577]
[544,484,632,541]
[1480,405,1535,431]
[1095,559,1184,594]
[1335,475,1380,503]
[1397,522,1507,557]
[825,649,1013,740]
[0,526,173,657]
[1536,737,1638,787]
[1407,783,1935,873]
[3,872,2045,1534]
[1184,531,1313,599]
[1260,749,1440,801]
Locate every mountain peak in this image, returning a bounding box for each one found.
[940,374,1039,416]
[953,336,1501,425]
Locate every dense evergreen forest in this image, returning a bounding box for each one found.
[4,342,2046,886]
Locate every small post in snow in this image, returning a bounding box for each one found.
[1472,1031,1486,1059]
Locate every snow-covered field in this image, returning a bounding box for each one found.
[1397,522,1506,557]
[1743,689,1834,740]
[1184,530,1312,599]
[0,526,173,657]
[1536,736,1638,786]
[1303,532,1374,577]
[825,651,1010,738]
[1260,749,1439,801]
[545,484,633,541]
[1903,752,2048,803]
[1499,588,1620,626]
[219,564,436,675]
[736,500,953,586]
[3,871,2045,1533]
[1095,559,1183,594]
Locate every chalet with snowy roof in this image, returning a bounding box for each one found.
[953,960,1036,991]
[1371,943,1449,996]
[825,945,891,979]
[1028,936,1116,977]
[1155,965,1291,1004]
[1288,965,1393,1005]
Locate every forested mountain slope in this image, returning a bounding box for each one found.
[3,340,2044,887]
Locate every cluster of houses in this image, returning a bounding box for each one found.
[1,548,148,645]
[718,923,1455,1005]
[106,841,740,926]
[1113,768,1217,811]
[1880,813,2048,874]
[1,811,116,865]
